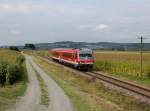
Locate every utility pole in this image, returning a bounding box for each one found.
[137,36,147,76]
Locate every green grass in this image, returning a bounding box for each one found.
[33,50,150,86]
[36,50,51,57]
[0,49,28,111]
[36,73,49,106]
[34,56,150,111]
[23,49,50,57]
[0,64,27,111]
[0,49,21,64]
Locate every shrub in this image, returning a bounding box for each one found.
[6,64,22,85]
[24,43,36,50]
[9,46,20,52]
[146,68,150,79]
[0,62,8,85]
[16,55,25,65]
[0,58,25,85]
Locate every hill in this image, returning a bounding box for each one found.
[34,41,150,51]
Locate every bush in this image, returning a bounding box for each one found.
[0,62,8,85]
[0,56,25,85]
[24,43,36,50]
[9,46,20,52]
[146,68,150,79]
[6,64,22,85]
[16,55,25,65]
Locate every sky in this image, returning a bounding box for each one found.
[0,0,150,45]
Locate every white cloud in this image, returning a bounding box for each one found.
[10,30,22,35]
[78,24,111,32]
[0,3,46,13]
[94,24,111,31]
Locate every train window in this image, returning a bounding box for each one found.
[63,53,72,58]
[79,54,92,57]
[79,53,92,59]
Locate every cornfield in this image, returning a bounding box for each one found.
[94,51,150,78]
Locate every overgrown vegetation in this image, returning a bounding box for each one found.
[0,49,27,111]
[36,50,51,57]
[9,46,20,52]
[94,51,150,82]
[24,43,36,50]
[0,55,25,85]
[34,56,150,111]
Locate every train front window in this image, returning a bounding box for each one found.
[79,53,92,59]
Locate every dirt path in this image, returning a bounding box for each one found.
[30,56,74,111]
[7,56,41,111]
[8,55,74,111]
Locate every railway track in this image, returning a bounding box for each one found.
[85,71,150,99]
[40,56,150,100]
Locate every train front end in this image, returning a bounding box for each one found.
[77,49,94,69]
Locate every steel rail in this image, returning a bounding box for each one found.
[40,56,150,99]
[85,72,150,98]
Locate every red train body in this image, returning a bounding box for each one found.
[51,48,94,69]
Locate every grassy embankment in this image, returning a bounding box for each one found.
[94,51,150,86]
[0,49,27,111]
[36,50,51,57]
[23,49,50,57]
[34,56,150,111]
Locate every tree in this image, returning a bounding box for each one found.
[24,44,36,50]
[9,46,20,52]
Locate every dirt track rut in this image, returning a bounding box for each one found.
[30,56,74,111]
[7,55,74,111]
[7,56,41,111]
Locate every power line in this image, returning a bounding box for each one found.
[137,36,147,76]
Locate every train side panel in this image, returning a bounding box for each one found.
[51,49,94,69]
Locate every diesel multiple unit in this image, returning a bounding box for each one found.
[51,48,94,69]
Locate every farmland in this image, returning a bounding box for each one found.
[0,49,27,111]
[34,56,150,111]
[94,51,150,85]
[34,50,150,86]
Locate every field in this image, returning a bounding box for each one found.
[94,51,150,85]
[94,51,150,74]
[0,49,21,63]
[0,49,27,111]
[34,56,150,111]
[35,50,150,86]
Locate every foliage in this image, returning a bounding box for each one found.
[0,62,24,85]
[6,64,23,85]
[16,55,25,65]
[0,49,27,110]
[94,51,150,78]
[0,50,25,85]
[0,62,8,85]
[9,46,20,52]
[36,50,51,57]
[24,43,36,50]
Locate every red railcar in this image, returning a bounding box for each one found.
[51,48,94,69]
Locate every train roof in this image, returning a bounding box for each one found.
[51,49,77,53]
[51,48,92,53]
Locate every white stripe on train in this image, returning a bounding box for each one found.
[52,57,93,65]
